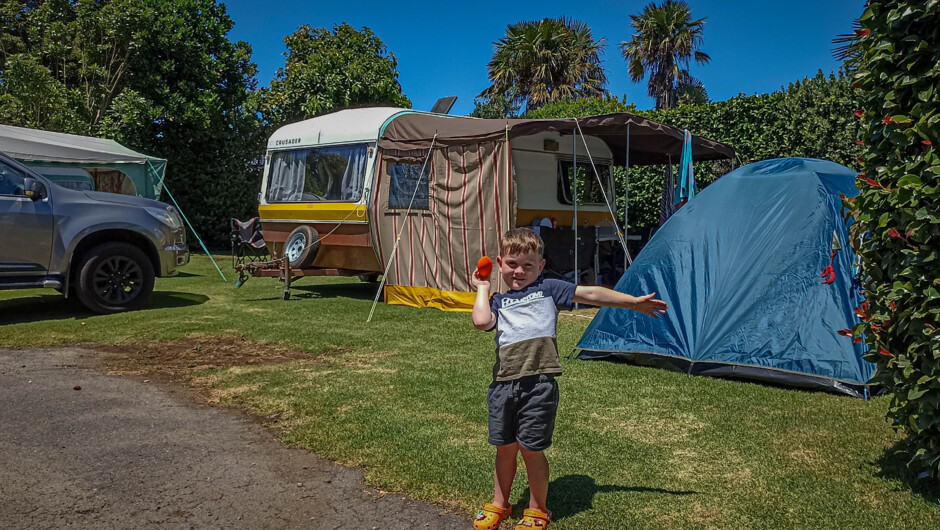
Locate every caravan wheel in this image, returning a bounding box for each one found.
[284,226,320,269]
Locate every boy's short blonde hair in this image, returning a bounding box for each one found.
[500,228,544,258]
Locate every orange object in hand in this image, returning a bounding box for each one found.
[477,256,493,278]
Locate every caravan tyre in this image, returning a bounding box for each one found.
[284,225,319,269]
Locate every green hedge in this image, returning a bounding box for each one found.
[850,1,940,476]
[525,71,863,230]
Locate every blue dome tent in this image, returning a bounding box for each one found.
[575,158,873,397]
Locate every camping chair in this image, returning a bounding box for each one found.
[231,217,268,283]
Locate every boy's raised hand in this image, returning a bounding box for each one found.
[634,292,667,318]
[471,267,491,289]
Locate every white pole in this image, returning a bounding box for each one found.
[624,124,632,268]
[572,124,579,305]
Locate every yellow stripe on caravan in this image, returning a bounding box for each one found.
[384,285,475,312]
[258,203,369,222]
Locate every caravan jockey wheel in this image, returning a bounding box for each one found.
[284,225,319,269]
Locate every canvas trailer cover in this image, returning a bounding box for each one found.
[0,124,167,200]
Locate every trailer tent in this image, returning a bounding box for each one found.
[575,158,873,397]
[259,107,734,311]
[0,124,166,200]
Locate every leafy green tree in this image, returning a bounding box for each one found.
[676,81,708,106]
[469,93,520,119]
[847,1,940,476]
[259,23,411,127]
[0,53,83,131]
[481,17,608,112]
[0,0,264,247]
[620,0,710,110]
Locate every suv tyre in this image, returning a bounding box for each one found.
[75,242,155,314]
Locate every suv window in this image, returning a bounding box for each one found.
[0,159,28,196]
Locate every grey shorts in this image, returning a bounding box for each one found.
[487,374,559,451]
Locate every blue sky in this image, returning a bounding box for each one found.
[224,0,864,115]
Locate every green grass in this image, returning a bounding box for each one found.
[2,255,938,528]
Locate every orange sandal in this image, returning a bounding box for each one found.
[513,508,551,529]
[473,503,512,530]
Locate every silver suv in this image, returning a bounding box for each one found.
[0,151,189,313]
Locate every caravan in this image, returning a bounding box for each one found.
[256,107,733,310]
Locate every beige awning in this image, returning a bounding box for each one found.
[378,112,734,166]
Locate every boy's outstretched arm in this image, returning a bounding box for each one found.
[471,267,497,330]
[573,286,668,318]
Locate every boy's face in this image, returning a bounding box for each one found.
[497,250,545,291]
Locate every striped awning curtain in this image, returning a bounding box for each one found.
[371,141,513,296]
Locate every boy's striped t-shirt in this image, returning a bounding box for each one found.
[487,278,575,381]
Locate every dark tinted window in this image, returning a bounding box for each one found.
[558,159,612,206]
[0,159,27,196]
[388,161,430,210]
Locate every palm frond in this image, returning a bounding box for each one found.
[832,19,863,61]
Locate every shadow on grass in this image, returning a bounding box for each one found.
[0,291,209,325]
[515,474,696,521]
[875,439,940,505]
[245,279,380,302]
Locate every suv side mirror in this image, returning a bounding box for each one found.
[23,177,47,200]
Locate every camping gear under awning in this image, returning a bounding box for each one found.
[0,124,166,200]
[378,112,735,166]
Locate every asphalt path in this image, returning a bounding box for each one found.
[0,346,469,529]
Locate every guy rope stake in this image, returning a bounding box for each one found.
[147,160,226,281]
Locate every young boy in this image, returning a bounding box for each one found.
[470,228,667,530]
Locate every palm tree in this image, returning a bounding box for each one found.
[481,18,608,112]
[620,1,710,110]
[676,80,709,106]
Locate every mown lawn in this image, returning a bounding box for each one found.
[1,255,938,529]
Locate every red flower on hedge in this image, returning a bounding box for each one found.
[862,300,869,311]
[837,329,853,337]
[879,347,894,358]
[883,116,894,125]
[855,109,864,118]
[854,307,868,319]
[855,140,865,145]
[854,28,871,37]
[857,156,866,164]
[888,228,902,238]
[864,177,886,189]
[853,336,862,344]
[889,301,896,311]
[853,82,861,89]
[923,140,933,145]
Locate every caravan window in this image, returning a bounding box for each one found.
[388,161,430,210]
[266,144,368,203]
[558,159,613,206]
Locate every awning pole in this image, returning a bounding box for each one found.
[624,124,632,268]
[572,123,579,307]
[147,160,227,282]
